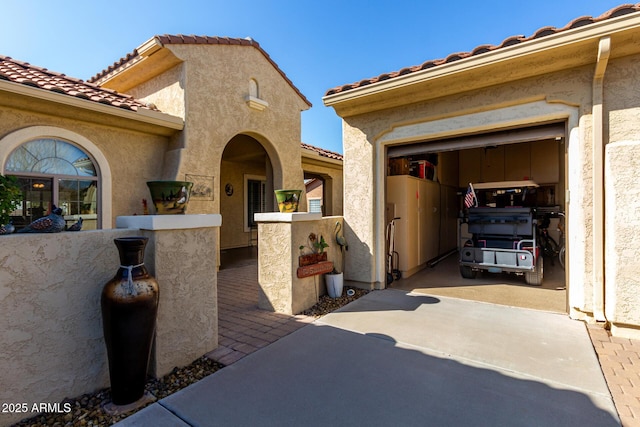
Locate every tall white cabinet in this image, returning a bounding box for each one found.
[386,175,441,278]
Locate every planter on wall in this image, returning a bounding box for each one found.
[146,181,193,215]
[274,189,301,213]
[298,252,327,266]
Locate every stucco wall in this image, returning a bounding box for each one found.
[142,226,219,374]
[0,106,171,227]
[339,64,596,290]
[0,220,219,426]
[126,44,308,218]
[337,51,640,327]
[122,43,310,251]
[257,215,345,314]
[0,229,134,426]
[301,158,344,216]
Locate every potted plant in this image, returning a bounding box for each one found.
[0,174,21,234]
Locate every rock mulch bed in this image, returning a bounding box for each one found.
[301,286,370,318]
[14,286,369,426]
[13,357,223,427]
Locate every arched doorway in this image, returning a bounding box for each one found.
[219,134,276,266]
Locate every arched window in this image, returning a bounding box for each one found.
[5,138,99,231]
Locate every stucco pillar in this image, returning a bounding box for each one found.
[604,140,640,339]
[342,123,378,288]
[255,213,343,314]
[116,214,221,376]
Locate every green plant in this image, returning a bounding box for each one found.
[314,235,329,253]
[299,233,330,255]
[0,175,21,225]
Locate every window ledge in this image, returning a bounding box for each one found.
[245,96,268,111]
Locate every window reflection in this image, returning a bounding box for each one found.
[6,138,99,231]
[6,139,96,176]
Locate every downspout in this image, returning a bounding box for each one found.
[592,36,610,322]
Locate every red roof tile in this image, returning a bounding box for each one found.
[0,55,157,111]
[301,142,343,161]
[325,3,640,96]
[90,35,312,107]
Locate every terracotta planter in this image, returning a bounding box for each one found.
[146,181,193,214]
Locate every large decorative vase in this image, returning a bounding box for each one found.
[274,189,302,213]
[325,272,344,298]
[146,181,193,215]
[101,237,159,406]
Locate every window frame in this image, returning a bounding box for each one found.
[5,138,100,230]
[244,174,266,232]
[0,126,112,229]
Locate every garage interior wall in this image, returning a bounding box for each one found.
[386,137,565,279]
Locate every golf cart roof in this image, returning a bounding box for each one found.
[472,180,539,190]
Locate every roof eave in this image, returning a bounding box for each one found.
[0,79,184,133]
[94,37,183,93]
[301,148,343,167]
[323,12,640,116]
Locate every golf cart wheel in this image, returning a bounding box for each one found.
[460,265,477,279]
[525,257,544,286]
[386,272,394,286]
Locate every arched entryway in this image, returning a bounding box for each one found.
[219,134,278,266]
[303,172,333,215]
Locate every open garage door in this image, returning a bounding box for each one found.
[385,122,567,313]
[387,122,565,157]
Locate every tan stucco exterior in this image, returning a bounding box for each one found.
[0,36,340,424]
[0,88,182,228]
[256,213,344,314]
[96,39,314,249]
[0,37,342,249]
[0,217,220,426]
[324,11,640,338]
[301,149,343,216]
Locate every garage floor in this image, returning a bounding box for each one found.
[389,251,567,313]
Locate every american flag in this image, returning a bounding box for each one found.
[464,183,477,208]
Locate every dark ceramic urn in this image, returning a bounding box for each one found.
[101,237,159,405]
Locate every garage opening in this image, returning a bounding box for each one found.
[384,122,567,313]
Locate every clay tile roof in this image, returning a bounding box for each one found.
[90,34,311,107]
[301,142,343,161]
[0,55,157,111]
[325,3,640,96]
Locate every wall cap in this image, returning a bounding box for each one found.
[116,214,222,230]
[254,212,322,223]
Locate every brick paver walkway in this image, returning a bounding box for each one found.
[208,260,640,426]
[587,323,640,427]
[205,263,314,366]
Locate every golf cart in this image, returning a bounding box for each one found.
[459,180,543,286]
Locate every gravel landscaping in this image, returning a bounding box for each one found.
[13,287,369,427]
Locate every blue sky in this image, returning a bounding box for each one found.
[0,1,629,154]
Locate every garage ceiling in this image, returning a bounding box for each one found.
[387,122,565,157]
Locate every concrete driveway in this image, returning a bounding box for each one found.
[117,289,619,426]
